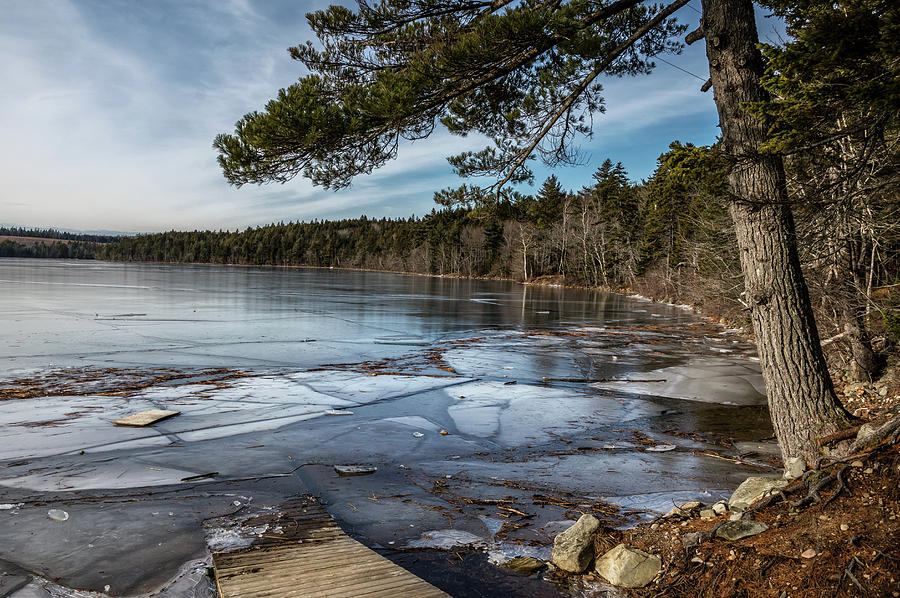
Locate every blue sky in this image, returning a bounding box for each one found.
[0,1,786,233]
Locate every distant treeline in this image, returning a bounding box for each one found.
[0,239,100,259]
[0,227,120,244]
[101,144,737,295]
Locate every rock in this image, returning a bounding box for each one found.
[500,556,546,575]
[783,457,806,480]
[412,432,424,438]
[730,501,749,513]
[729,512,742,521]
[333,465,377,476]
[551,514,600,573]
[728,476,788,507]
[712,501,728,515]
[715,520,768,541]
[850,460,864,468]
[700,509,716,519]
[840,524,849,531]
[594,544,661,589]
[682,532,702,549]
[856,422,879,443]
[664,501,702,519]
[800,548,817,559]
[853,407,870,418]
[879,387,888,397]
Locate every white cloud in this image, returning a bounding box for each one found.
[0,0,729,232]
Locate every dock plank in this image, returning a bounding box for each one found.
[213,495,449,598]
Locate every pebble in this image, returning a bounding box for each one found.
[840,524,849,531]
[712,501,728,515]
[851,461,864,468]
[800,548,817,559]
[700,509,715,519]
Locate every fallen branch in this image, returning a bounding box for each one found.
[821,331,848,346]
[498,505,532,518]
[818,426,861,446]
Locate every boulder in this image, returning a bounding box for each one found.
[715,520,768,541]
[728,476,788,507]
[664,501,702,519]
[551,514,600,573]
[500,556,546,575]
[595,544,661,588]
[729,501,749,513]
[783,457,806,480]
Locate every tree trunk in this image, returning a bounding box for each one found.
[839,231,878,381]
[701,0,851,464]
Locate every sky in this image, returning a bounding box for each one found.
[0,1,787,233]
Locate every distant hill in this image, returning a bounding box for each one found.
[0,227,121,244]
[0,228,118,259]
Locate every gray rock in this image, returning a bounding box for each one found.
[551,514,600,573]
[595,544,661,589]
[712,501,728,515]
[715,520,768,541]
[728,476,788,507]
[856,422,879,443]
[664,501,702,519]
[700,509,716,519]
[500,556,546,575]
[333,465,377,476]
[783,457,806,480]
[682,532,702,548]
[729,501,749,513]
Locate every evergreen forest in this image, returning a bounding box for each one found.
[97,140,900,361]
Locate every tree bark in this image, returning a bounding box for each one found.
[701,0,851,463]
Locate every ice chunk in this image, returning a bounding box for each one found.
[47,509,69,522]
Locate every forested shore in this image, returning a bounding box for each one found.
[97,139,899,379]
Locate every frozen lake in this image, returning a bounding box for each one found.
[0,259,775,598]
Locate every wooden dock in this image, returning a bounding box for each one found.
[212,495,450,598]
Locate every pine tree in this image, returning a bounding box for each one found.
[214,0,855,463]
